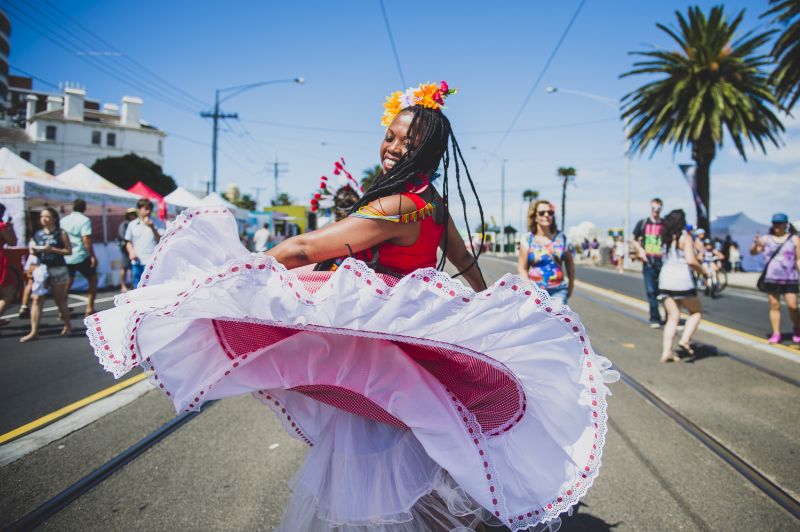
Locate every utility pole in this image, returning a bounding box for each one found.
[200,78,304,195]
[200,90,238,193]
[270,153,289,204]
[254,186,269,209]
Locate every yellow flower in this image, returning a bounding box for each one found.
[414,83,442,110]
[382,91,403,127]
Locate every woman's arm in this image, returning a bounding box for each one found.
[439,216,486,292]
[0,223,17,247]
[46,231,72,256]
[266,194,417,269]
[794,235,800,274]
[564,247,575,298]
[517,236,529,277]
[681,233,704,275]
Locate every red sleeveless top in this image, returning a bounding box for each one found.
[375,193,445,276]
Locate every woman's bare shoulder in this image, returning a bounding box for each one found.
[366,194,423,216]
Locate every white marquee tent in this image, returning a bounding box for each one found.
[56,163,139,200]
[164,186,202,208]
[199,192,249,220]
[0,149,154,288]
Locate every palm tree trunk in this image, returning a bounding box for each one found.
[691,138,715,233]
[561,178,567,230]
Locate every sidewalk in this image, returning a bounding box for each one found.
[490,252,761,291]
[608,260,759,291]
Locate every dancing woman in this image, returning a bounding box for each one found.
[86,82,616,531]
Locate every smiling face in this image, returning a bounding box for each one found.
[380,111,415,173]
[39,210,55,229]
[536,205,554,230]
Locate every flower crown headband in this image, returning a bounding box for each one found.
[381,81,457,127]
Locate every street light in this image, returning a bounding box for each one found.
[201,77,304,193]
[471,146,508,254]
[546,86,632,266]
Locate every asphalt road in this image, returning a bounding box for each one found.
[0,292,119,434]
[574,264,791,340]
[1,257,798,530]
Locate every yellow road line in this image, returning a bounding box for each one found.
[575,279,800,355]
[0,373,146,445]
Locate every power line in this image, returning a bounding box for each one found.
[36,0,209,109]
[378,0,406,87]
[489,0,588,158]
[15,0,205,111]
[460,117,619,135]
[238,116,618,136]
[8,65,60,90]
[239,118,375,135]
[2,1,205,115]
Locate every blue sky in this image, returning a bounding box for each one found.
[4,0,798,233]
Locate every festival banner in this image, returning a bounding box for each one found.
[678,164,707,220]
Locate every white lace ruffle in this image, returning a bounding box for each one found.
[84,208,618,531]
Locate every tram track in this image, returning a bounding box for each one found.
[575,292,800,389]
[611,363,800,520]
[5,266,800,528]
[7,355,800,529]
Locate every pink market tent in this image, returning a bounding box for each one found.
[128,181,167,220]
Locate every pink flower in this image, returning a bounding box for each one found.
[440,80,449,93]
[432,90,443,105]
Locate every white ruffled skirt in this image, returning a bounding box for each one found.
[86,208,618,531]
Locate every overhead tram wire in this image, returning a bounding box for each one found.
[39,0,209,109]
[8,65,60,91]
[220,118,260,164]
[239,118,375,135]
[30,0,210,110]
[476,0,588,178]
[238,116,618,137]
[2,5,198,115]
[378,0,406,88]
[8,1,206,112]
[2,2,205,115]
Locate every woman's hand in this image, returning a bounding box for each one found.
[440,217,486,292]
[517,238,529,278]
[750,235,763,255]
[564,247,575,297]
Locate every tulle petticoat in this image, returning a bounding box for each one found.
[85,207,618,531]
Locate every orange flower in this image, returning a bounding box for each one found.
[414,83,442,110]
[382,91,403,127]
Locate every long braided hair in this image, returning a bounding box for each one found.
[349,105,486,278]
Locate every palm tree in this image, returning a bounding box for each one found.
[361,164,382,192]
[621,6,783,232]
[271,192,293,206]
[522,189,539,206]
[556,167,576,229]
[763,0,800,111]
